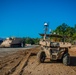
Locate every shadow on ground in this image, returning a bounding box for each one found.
[70,56,76,66]
[41,56,76,66]
[43,59,62,64]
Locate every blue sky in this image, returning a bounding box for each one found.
[0,0,76,38]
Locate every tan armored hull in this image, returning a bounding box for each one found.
[39,40,71,48]
[0,39,12,47]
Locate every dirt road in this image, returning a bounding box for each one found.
[0,46,76,75]
[0,45,37,57]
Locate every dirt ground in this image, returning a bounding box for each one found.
[0,46,76,75]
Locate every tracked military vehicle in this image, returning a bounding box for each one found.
[0,37,24,48]
[37,23,71,66]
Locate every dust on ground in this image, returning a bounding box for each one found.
[0,46,76,75]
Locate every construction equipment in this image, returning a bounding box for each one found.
[37,23,71,65]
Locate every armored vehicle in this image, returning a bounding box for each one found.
[37,23,71,66]
[0,37,24,48]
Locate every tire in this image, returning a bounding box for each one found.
[37,51,46,63]
[62,53,70,66]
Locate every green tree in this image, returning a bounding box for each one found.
[54,23,76,43]
[55,23,68,35]
[25,37,34,44]
[66,27,75,37]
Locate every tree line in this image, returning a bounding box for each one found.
[54,23,76,43]
[22,37,40,45]
[22,23,76,45]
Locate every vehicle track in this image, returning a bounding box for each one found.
[0,47,76,75]
[22,47,76,75]
[0,50,28,75]
[22,55,76,75]
[10,53,31,75]
[0,54,20,70]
